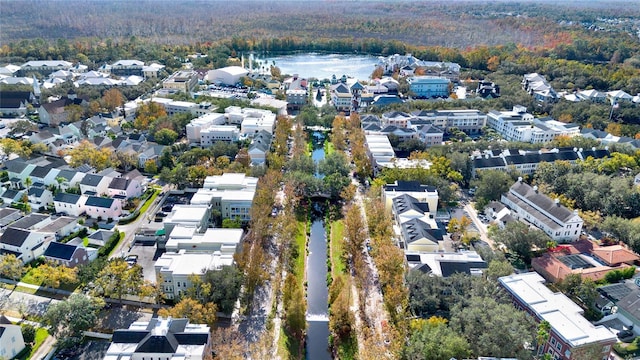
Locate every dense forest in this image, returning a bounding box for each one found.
[2,0,639,50]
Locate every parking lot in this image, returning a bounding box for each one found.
[125,243,163,283]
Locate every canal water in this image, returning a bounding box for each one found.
[306,133,332,360]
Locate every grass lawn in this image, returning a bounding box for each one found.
[330,220,346,277]
[107,232,126,258]
[139,189,160,215]
[294,220,307,286]
[20,268,42,287]
[15,327,49,360]
[324,141,335,156]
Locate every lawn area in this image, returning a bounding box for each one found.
[294,220,307,287]
[324,140,335,156]
[330,220,346,277]
[15,327,49,360]
[139,189,160,215]
[20,268,42,287]
[107,232,125,257]
[614,339,640,357]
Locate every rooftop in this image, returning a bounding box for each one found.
[499,272,615,347]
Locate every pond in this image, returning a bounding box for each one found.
[261,53,380,81]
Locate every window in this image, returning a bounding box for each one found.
[556,342,561,351]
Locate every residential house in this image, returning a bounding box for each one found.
[79,174,111,196]
[87,229,114,247]
[0,227,55,263]
[84,196,122,219]
[0,188,24,204]
[501,178,583,242]
[137,144,165,168]
[53,192,86,217]
[38,216,79,240]
[522,73,558,102]
[43,241,96,267]
[607,90,633,104]
[27,186,54,211]
[499,272,616,360]
[55,170,84,191]
[284,74,308,110]
[155,250,234,300]
[0,315,26,359]
[104,317,211,359]
[407,76,450,98]
[591,245,639,267]
[370,94,404,108]
[392,194,437,227]
[406,251,487,276]
[577,89,606,103]
[142,63,165,78]
[0,208,22,228]
[6,213,50,231]
[248,130,272,165]
[0,90,35,117]
[476,80,500,98]
[3,158,36,188]
[330,82,352,112]
[38,90,89,127]
[379,125,416,141]
[108,177,143,201]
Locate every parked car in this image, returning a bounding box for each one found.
[125,255,138,266]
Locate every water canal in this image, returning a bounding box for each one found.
[305,132,332,360]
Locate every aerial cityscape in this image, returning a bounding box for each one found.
[1,1,640,359]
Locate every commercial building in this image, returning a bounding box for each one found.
[185,113,227,145]
[407,76,450,98]
[206,66,249,86]
[163,70,199,93]
[486,106,579,143]
[499,272,616,360]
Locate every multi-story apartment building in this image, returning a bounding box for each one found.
[411,109,487,135]
[487,106,579,143]
[501,178,583,242]
[407,76,450,98]
[162,70,199,93]
[500,272,616,360]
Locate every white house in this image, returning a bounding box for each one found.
[248,130,272,165]
[0,227,55,263]
[486,106,579,143]
[79,174,112,196]
[105,317,211,359]
[155,250,234,300]
[107,177,143,201]
[53,192,86,217]
[27,186,54,211]
[0,315,26,359]
[501,178,583,242]
[84,196,122,220]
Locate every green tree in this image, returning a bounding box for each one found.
[202,265,243,314]
[450,296,536,359]
[471,169,515,210]
[485,259,514,281]
[154,128,179,145]
[21,323,37,344]
[404,318,471,360]
[33,262,78,290]
[492,221,551,264]
[43,294,104,348]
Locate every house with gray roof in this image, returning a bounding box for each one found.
[84,196,122,219]
[400,218,443,253]
[248,130,272,165]
[0,227,55,263]
[39,216,79,240]
[80,174,111,196]
[53,192,86,217]
[0,314,26,359]
[0,208,22,228]
[108,177,143,201]
[501,178,583,242]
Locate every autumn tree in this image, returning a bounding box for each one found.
[134,101,167,130]
[66,140,114,171]
[0,254,25,282]
[158,297,217,327]
[33,262,78,290]
[93,259,145,303]
[102,88,125,112]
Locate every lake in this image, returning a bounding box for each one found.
[261,53,380,81]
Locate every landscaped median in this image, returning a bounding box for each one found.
[118,188,160,225]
